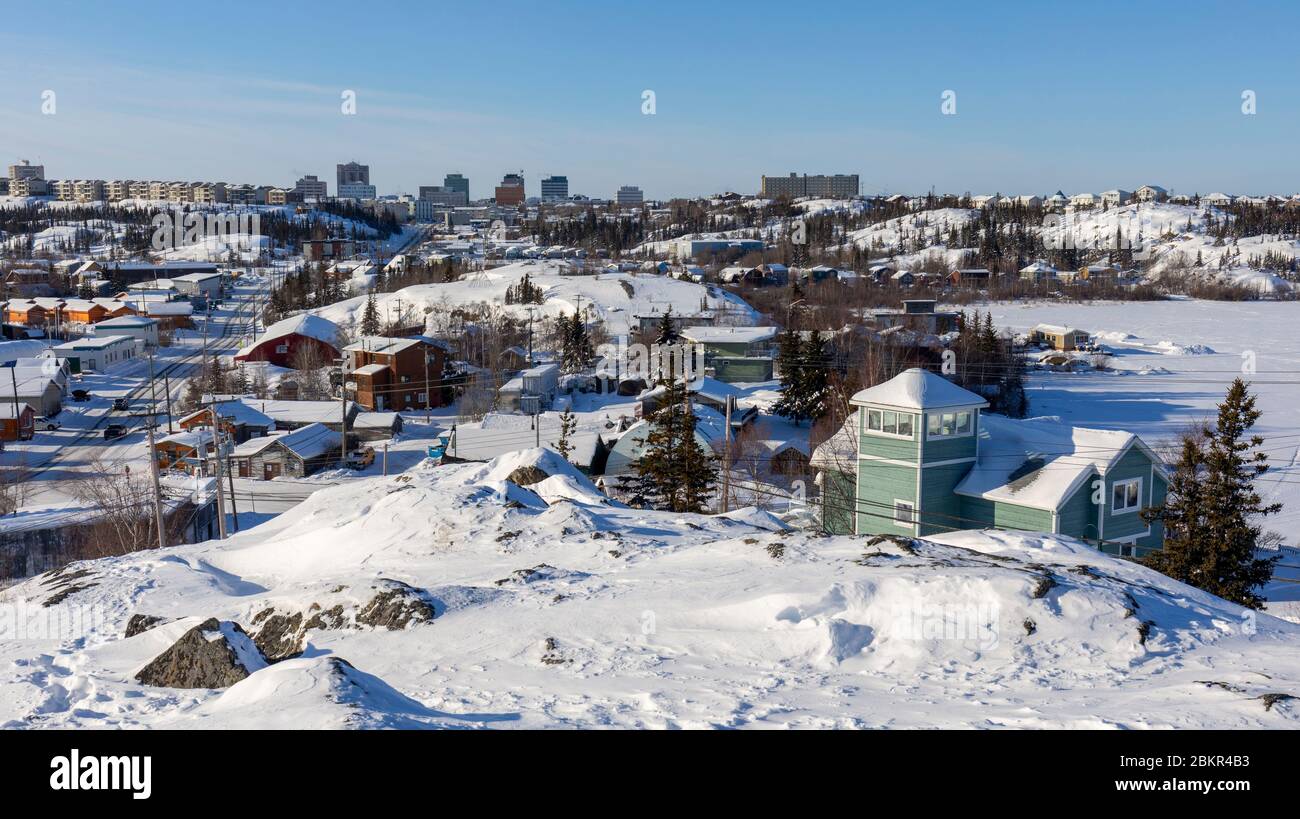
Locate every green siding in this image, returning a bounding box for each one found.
[1102,447,1158,541]
[711,357,773,382]
[821,470,856,535]
[1056,482,1098,541]
[960,496,1053,533]
[856,459,917,536]
[918,462,971,536]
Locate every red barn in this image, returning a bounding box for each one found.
[235,314,341,368]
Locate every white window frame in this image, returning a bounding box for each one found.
[926,409,975,440]
[893,499,916,530]
[1111,477,1142,514]
[864,408,916,440]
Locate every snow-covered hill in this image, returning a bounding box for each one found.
[311,260,759,336]
[2,448,1297,729]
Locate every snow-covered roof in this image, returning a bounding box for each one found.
[810,412,858,471]
[240,313,340,356]
[679,326,777,345]
[180,400,275,429]
[240,399,354,425]
[343,336,424,355]
[850,369,988,411]
[279,422,338,460]
[954,415,1161,512]
[352,363,388,376]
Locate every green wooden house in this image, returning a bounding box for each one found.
[812,368,1168,557]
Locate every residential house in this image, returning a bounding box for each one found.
[948,268,996,287]
[870,299,960,335]
[1100,189,1132,207]
[1069,192,1099,209]
[1029,324,1091,351]
[235,314,340,368]
[1018,260,1057,283]
[812,368,1167,557]
[7,368,64,416]
[177,400,276,444]
[679,325,779,383]
[497,363,560,414]
[343,336,447,412]
[719,266,766,286]
[227,423,341,480]
[1135,185,1168,203]
[234,398,359,433]
[1203,192,1234,207]
[153,429,218,472]
[1079,263,1119,284]
[0,402,35,441]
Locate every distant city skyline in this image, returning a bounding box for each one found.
[3,1,1300,199]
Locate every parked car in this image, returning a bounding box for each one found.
[103,423,127,440]
[35,416,60,431]
[71,388,92,402]
[112,397,130,411]
[347,446,375,469]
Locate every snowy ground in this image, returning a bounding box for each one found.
[311,260,758,338]
[987,299,1300,547]
[1,448,1296,729]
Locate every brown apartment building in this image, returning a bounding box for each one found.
[344,336,447,412]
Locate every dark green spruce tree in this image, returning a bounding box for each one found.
[1142,379,1280,608]
[772,326,807,423]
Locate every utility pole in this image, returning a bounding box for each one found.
[722,395,733,514]
[338,358,349,467]
[424,351,432,425]
[208,405,228,539]
[382,442,389,476]
[224,429,239,534]
[9,366,19,418]
[145,421,167,550]
[164,373,174,433]
[534,411,540,448]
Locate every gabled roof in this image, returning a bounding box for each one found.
[238,313,340,356]
[179,400,275,429]
[850,368,988,411]
[279,422,339,460]
[954,414,1167,512]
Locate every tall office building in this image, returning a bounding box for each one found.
[337,161,370,190]
[495,173,525,206]
[616,185,644,207]
[9,160,45,181]
[760,172,859,199]
[541,175,569,202]
[444,173,469,200]
[294,174,329,200]
[418,185,468,207]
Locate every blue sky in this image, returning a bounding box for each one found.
[2,0,1298,199]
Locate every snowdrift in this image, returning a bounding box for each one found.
[2,447,1298,729]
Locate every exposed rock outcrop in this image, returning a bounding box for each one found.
[135,618,267,689]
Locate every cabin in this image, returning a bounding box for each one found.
[812,369,1167,557]
[227,423,341,480]
[949,268,995,287]
[178,400,276,444]
[1018,261,1057,283]
[1030,324,1091,351]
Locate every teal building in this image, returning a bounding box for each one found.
[812,369,1168,557]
